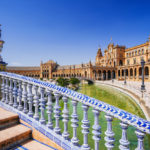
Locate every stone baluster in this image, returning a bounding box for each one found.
[62,96,69,140]
[1,76,5,102]
[119,121,130,150]
[54,92,61,134]
[27,83,33,117]
[18,81,23,111]
[13,79,18,108]
[92,108,101,150]
[5,77,9,104]
[104,113,115,150]
[33,85,39,121]
[46,89,53,129]
[81,104,90,150]
[9,78,13,106]
[39,87,46,124]
[22,82,28,114]
[71,99,79,145]
[135,129,145,150]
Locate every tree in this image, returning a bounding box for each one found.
[70,77,80,85]
[56,77,69,87]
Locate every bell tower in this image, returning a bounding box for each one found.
[95,47,103,65]
[0,25,7,71]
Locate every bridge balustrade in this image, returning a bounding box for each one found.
[0,72,150,150]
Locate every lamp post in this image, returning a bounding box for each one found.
[124,69,126,85]
[141,59,145,91]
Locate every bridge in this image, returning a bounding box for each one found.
[0,72,150,150]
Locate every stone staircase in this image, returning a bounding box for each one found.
[0,108,57,150]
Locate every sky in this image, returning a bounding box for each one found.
[0,0,150,66]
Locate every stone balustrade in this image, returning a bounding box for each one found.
[0,72,150,150]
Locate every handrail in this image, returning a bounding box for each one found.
[0,71,150,134]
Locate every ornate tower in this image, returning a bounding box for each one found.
[95,48,103,65]
[0,25,7,71]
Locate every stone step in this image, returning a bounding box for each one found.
[15,139,57,150]
[0,124,32,150]
[0,108,19,129]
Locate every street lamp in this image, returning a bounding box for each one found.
[124,69,126,85]
[141,59,145,91]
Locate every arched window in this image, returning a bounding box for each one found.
[134,68,137,76]
[119,60,123,66]
[118,70,120,76]
[139,67,142,76]
[130,68,133,76]
[122,70,124,76]
[145,67,149,76]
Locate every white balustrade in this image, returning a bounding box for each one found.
[0,72,150,150]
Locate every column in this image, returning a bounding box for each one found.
[22,82,28,114]
[28,83,33,117]
[62,96,69,140]
[13,79,18,108]
[5,77,9,104]
[54,92,61,134]
[46,89,53,129]
[104,113,115,150]
[92,108,101,150]
[33,85,39,121]
[18,81,23,111]
[39,87,46,124]
[81,104,90,150]
[119,121,129,150]
[9,78,13,106]
[71,99,79,145]
[135,129,145,150]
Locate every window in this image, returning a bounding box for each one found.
[133,58,136,64]
[127,59,130,65]
[138,50,141,55]
[127,53,128,57]
[135,50,137,55]
[142,49,144,54]
[132,52,134,56]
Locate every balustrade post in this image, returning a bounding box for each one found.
[27,83,33,117]
[5,77,9,104]
[22,82,28,114]
[135,129,145,150]
[119,121,129,150]
[81,104,90,150]
[33,85,39,121]
[13,79,18,108]
[9,78,13,106]
[18,81,23,111]
[62,96,69,140]
[39,87,46,125]
[54,92,61,134]
[1,76,5,102]
[104,113,115,150]
[92,108,101,150]
[71,99,79,145]
[46,89,53,129]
